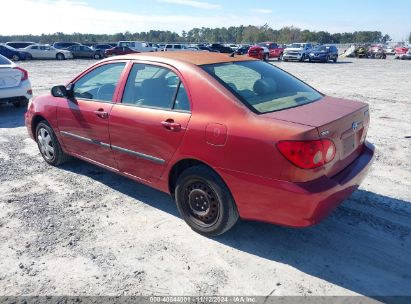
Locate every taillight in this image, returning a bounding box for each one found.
[14,67,28,81]
[276,139,336,169]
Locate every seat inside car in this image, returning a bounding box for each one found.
[140,78,173,108]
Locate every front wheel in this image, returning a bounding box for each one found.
[94,53,102,59]
[299,54,305,62]
[36,121,70,166]
[12,54,20,61]
[263,53,269,62]
[278,53,283,61]
[175,166,239,236]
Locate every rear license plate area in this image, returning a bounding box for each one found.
[343,134,356,155]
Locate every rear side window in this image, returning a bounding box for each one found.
[73,62,126,102]
[202,61,322,113]
[122,63,190,111]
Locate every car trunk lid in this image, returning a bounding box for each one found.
[263,96,370,177]
[0,66,22,89]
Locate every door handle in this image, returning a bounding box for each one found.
[94,109,108,119]
[161,119,181,131]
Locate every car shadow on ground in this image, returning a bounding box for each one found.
[60,159,411,300]
[0,105,26,128]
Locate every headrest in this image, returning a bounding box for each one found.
[253,78,277,96]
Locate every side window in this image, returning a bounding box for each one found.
[166,45,172,49]
[73,62,126,102]
[122,63,190,111]
[175,45,182,49]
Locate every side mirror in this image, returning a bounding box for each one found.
[51,84,74,98]
[51,85,67,97]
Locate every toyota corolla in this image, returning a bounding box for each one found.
[25,52,374,236]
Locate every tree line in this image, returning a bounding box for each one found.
[0,25,394,44]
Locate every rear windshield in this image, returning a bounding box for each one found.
[201,61,322,113]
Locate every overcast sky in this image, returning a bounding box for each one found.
[1,0,410,41]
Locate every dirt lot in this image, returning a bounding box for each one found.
[0,57,410,298]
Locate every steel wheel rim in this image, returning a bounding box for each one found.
[182,181,220,227]
[37,128,55,161]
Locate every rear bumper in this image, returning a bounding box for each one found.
[220,141,375,227]
[0,80,32,102]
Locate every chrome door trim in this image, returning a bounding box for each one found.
[60,131,165,164]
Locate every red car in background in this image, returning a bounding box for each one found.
[105,46,139,56]
[394,47,409,55]
[248,42,285,61]
[25,52,374,236]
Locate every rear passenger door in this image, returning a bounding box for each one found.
[109,63,191,182]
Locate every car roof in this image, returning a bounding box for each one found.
[105,51,255,66]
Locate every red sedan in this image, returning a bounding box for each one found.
[25,52,374,236]
[105,46,139,56]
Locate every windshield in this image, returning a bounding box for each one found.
[313,46,328,52]
[201,61,322,114]
[290,43,303,48]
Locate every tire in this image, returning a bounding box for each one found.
[278,53,283,61]
[35,121,70,166]
[325,55,330,63]
[263,53,269,62]
[299,54,305,62]
[333,56,337,63]
[56,53,65,60]
[94,53,101,59]
[175,165,239,236]
[12,54,20,61]
[284,59,288,62]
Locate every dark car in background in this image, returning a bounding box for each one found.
[197,45,217,52]
[105,46,139,56]
[0,44,31,61]
[308,45,339,63]
[208,43,232,53]
[65,45,104,59]
[92,44,113,52]
[53,42,81,49]
[235,45,250,55]
[6,41,36,49]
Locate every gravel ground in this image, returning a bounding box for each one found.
[0,57,410,298]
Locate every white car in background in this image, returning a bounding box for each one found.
[163,44,193,51]
[0,54,32,107]
[20,44,73,60]
[117,41,156,52]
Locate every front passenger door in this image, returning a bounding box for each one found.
[57,62,127,168]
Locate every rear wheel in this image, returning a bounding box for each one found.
[299,54,305,62]
[175,165,239,236]
[56,53,65,60]
[278,53,283,61]
[94,53,102,59]
[263,53,269,62]
[333,56,338,63]
[36,121,70,166]
[12,54,20,61]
